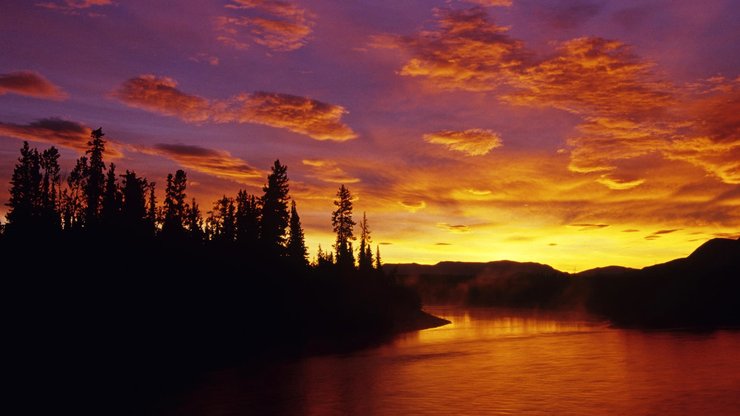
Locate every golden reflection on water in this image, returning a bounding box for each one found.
[165,308,740,416]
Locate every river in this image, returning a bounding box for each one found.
[156,307,740,415]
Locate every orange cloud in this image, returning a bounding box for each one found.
[0,118,123,158]
[217,0,314,52]
[423,128,503,156]
[37,0,112,15]
[0,71,67,100]
[219,92,357,141]
[113,75,211,122]
[373,7,528,92]
[302,159,360,183]
[134,143,262,183]
[464,0,512,6]
[114,75,356,141]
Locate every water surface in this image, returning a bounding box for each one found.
[159,307,740,415]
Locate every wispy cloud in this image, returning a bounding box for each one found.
[216,0,315,52]
[423,128,503,156]
[113,74,357,141]
[0,118,123,157]
[0,71,67,100]
[37,0,112,16]
[377,7,740,188]
[135,143,262,182]
[0,118,261,183]
[302,159,360,183]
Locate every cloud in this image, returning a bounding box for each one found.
[0,71,67,100]
[135,144,262,182]
[569,223,609,230]
[644,229,681,240]
[113,75,356,141]
[113,75,211,122]
[377,8,739,188]
[37,0,112,15]
[373,7,529,92]
[216,0,315,52]
[0,117,261,183]
[462,0,512,7]
[0,118,123,158]
[437,223,471,233]
[189,53,220,66]
[220,92,357,141]
[399,200,426,213]
[423,128,503,156]
[302,159,360,183]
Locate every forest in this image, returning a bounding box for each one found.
[1,129,446,414]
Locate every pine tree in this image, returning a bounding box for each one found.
[84,127,106,227]
[5,142,42,235]
[235,190,260,251]
[331,185,355,269]
[375,244,383,272]
[162,169,187,237]
[39,147,61,231]
[121,170,149,237]
[260,160,290,257]
[101,163,121,228]
[185,198,204,243]
[287,200,308,266]
[209,196,236,243]
[62,155,88,230]
[147,182,157,234]
[358,212,373,272]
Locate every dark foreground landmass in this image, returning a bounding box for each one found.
[2,237,447,415]
[391,237,740,328]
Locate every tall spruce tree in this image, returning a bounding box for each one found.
[375,245,383,272]
[162,170,187,237]
[39,147,61,231]
[331,185,355,269]
[147,182,157,234]
[260,160,290,257]
[121,170,148,237]
[101,163,121,228]
[358,212,373,272]
[287,200,308,266]
[5,142,42,235]
[185,198,204,243]
[84,128,106,227]
[235,190,260,251]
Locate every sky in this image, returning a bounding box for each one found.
[1,0,738,271]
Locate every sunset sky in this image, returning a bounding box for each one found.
[1,0,738,271]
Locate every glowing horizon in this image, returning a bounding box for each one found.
[1,1,738,271]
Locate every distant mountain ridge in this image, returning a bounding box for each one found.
[390,238,740,328]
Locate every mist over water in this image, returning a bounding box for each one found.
[157,307,740,415]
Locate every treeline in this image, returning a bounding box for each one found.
[1,128,383,273]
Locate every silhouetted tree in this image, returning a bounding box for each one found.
[332,185,355,269]
[376,245,383,272]
[39,147,61,231]
[209,196,236,244]
[358,212,373,272]
[185,198,204,243]
[63,155,88,230]
[287,200,308,266]
[162,170,187,237]
[120,170,148,237]
[260,160,290,257]
[147,182,157,234]
[101,163,121,229]
[5,142,41,235]
[235,190,260,251]
[84,128,106,227]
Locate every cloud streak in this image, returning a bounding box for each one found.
[113,74,356,141]
[378,7,740,188]
[0,71,67,100]
[217,0,315,52]
[424,128,503,156]
[0,118,260,183]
